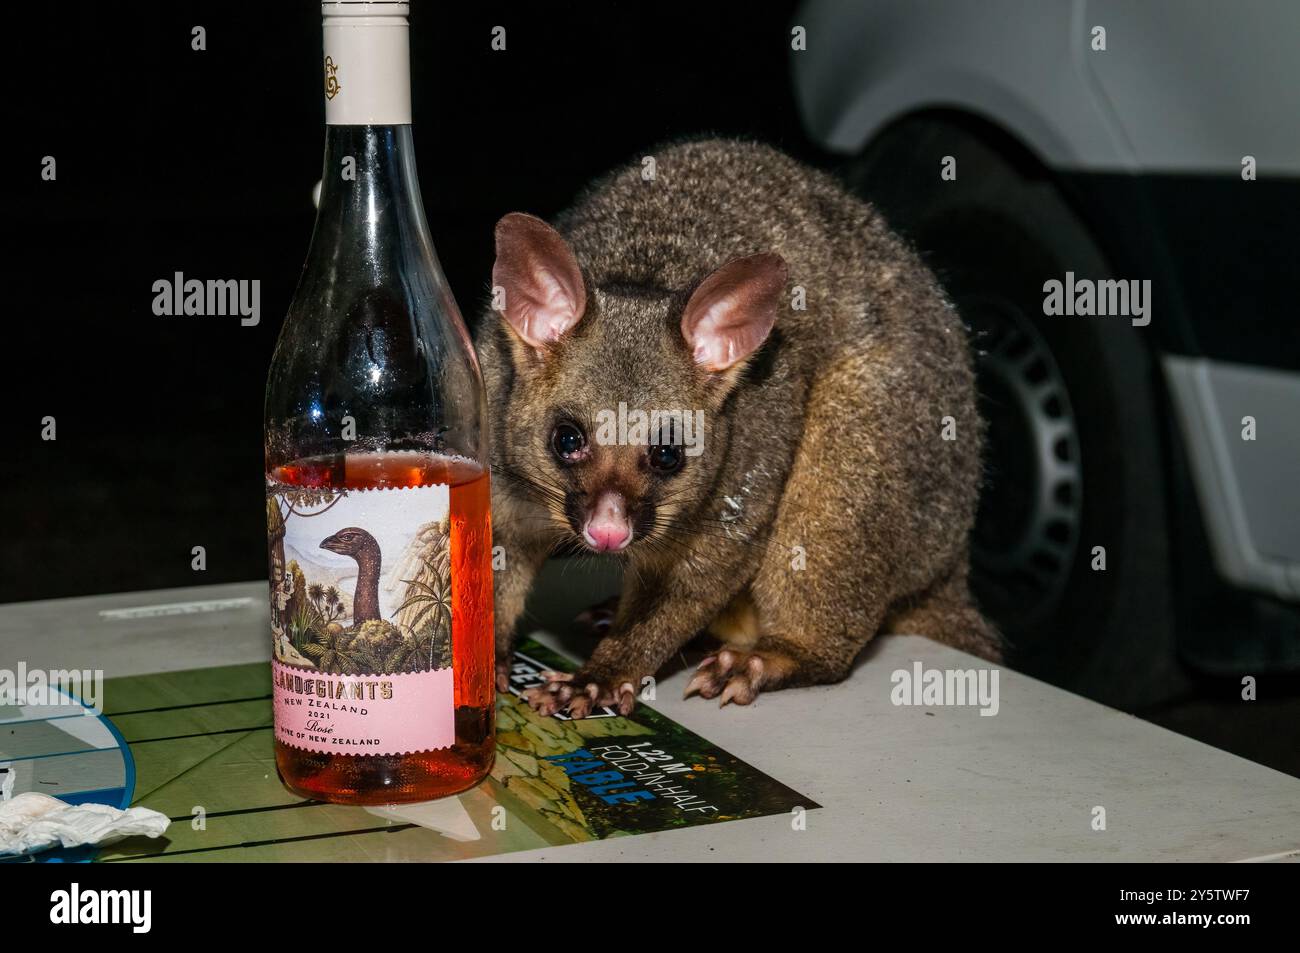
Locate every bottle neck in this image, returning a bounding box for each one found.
[316,10,426,274]
[312,125,437,281]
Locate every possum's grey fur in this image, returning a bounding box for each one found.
[477,138,1000,716]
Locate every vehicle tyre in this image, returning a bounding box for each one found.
[843,113,1188,708]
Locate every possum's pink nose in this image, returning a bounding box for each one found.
[583,491,632,552]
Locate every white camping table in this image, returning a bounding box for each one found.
[3,571,1298,863]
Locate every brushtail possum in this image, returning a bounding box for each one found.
[477,139,1002,717]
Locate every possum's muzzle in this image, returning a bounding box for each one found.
[565,489,649,553]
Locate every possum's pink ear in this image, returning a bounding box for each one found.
[681,253,787,372]
[492,212,587,349]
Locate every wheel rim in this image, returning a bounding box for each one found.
[964,294,1083,630]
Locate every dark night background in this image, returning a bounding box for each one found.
[4,1,814,603]
[5,1,1299,778]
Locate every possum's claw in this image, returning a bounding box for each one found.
[523,673,637,719]
[566,688,597,719]
[684,650,767,707]
[522,685,562,716]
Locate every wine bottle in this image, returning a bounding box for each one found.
[264,1,494,805]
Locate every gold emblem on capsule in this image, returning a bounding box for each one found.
[324,56,342,100]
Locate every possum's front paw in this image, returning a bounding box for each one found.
[523,670,638,719]
[684,649,790,707]
[495,657,513,694]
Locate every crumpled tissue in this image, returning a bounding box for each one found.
[0,792,170,856]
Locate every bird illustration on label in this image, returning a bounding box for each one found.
[265,483,453,676]
[320,527,382,624]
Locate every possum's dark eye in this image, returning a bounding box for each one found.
[648,444,684,475]
[551,422,587,463]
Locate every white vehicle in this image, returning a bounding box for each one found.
[791,0,1300,706]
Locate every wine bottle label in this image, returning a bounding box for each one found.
[322,2,412,125]
[266,482,454,756]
